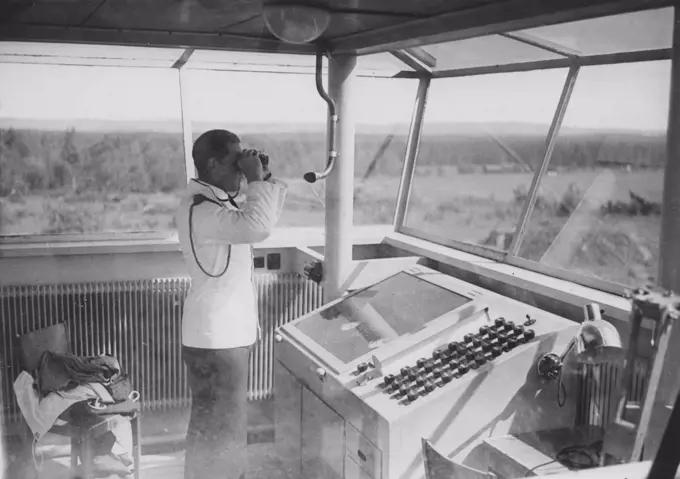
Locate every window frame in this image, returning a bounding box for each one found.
[394,6,674,298]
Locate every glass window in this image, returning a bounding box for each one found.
[516,7,673,56]
[354,76,415,226]
[516,61,670,287]
[0,63,185,237]
[184,68,327,228]
[185,69,416,228]
[402,69,568,251]
[423,35,563,71]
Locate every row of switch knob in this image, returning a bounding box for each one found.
[381,321,536,403]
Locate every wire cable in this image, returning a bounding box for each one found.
[188,192,239,278]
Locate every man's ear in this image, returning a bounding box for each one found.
[206,157,217,175]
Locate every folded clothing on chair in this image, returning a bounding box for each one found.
[33,351,121,398]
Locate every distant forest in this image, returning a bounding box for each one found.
[0,126,667,197]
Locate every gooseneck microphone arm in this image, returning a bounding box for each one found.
[304,50,338,184]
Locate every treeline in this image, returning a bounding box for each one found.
[0,126,666,196]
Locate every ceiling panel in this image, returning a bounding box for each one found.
[219,12,415,39]
[87,0,263,32]
[293,0,499,17]
[9,0,102,25]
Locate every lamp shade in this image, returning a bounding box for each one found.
[262,5,331,44]
[574,319,624,364]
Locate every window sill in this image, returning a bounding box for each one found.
[0,225,394,258]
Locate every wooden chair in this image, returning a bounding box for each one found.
[422,438,496,479]
[15,322,142,479]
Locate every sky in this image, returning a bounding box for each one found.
[0,50,671,132]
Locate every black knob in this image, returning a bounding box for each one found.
[416,358,427,368]
[502,342,512,352]
[448,342,459,353]
[524,329,536,341]
[399,384,409,396]
[495,317,506,328]
[471,337,482,348]
[475,354,487,365]
[480,340,492,352]
[449,359,460,370]
[470,361,479,370]
[456,343,467,354]
[487,330,498,340]
[505,320,515,329]
[465,350,475,361]
[432,349,445,360]
[464,334,474,344]
[407,390,419,402]
[400,367,410,377]
[441,371,453,383]
[416,375,427,386]
[479,325,489,336]
[459,363,469,374]
[492,346,502,357]
[424,381,436,393]
[407,370,417,381]
[357,362,368,373]
[384,374,396,385]
[433,367,443,378]
[424,361,435,373]
[507,338,518,349]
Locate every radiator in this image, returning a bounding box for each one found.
[0,273,323,425]
[576,361,649,427]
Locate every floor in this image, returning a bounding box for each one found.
[7,400,286,479]
[41,443,287,479]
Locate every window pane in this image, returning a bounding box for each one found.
[516,61,670,286]
[0,63,185,237]
[185,70,416,228]
[423,35,562,71]
[403,69,568,250]
[185,69,327,228]
[516,7,673,56]
[354,77,416,226]
[0,41,184,68]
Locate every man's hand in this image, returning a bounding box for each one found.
[238,149,264,183]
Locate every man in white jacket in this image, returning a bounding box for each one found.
[175,129,287,479]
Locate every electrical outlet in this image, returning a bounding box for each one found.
[266,253,281,270]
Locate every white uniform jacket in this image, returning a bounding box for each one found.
[175,178,287,349]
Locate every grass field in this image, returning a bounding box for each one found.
[1,168,663,287]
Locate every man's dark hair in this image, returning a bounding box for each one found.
[192,129,241,178]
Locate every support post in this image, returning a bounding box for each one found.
[324,54,357,302]
[394,77,431,232]
[507,66,580,257]
[178,69,196,182]
[659,7,680,294]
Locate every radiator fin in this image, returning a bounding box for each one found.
[576,361,649,427]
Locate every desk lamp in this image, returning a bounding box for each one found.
[537,303,624,381]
